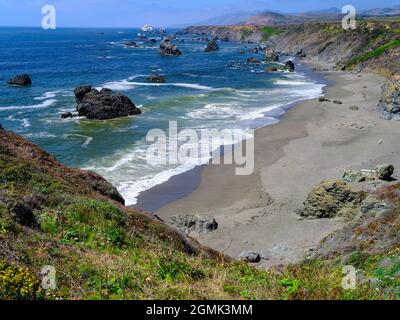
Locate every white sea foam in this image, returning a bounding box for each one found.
[34,89,71,101]
[0,99,56,111]
[275,80,312,86]
[84,72,325,206]
[25,132,56,138]
[99,76,214,91]
[21,118,31,128]
[186,103,240,120]
[91,129,255,206]
[63,133,93,147]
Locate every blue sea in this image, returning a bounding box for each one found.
[0,27,325,205]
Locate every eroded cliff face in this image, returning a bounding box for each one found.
[181,25,266,42]
[183,21,400,76]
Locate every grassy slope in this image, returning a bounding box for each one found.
[0,128,399,299]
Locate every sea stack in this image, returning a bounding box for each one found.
[159,38,182,56]
[73,85,141,120]
[204,38,219,52]
[147,75,166,83]
[265,48,279,62]
[7,74,32,86]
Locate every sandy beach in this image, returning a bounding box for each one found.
[154,65,400,267]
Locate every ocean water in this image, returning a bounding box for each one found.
[0,27,325,205]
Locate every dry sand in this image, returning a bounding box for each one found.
[155,67,400,267]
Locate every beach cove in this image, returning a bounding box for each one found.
[153,62,400,267]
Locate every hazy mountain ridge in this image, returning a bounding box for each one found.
[181,4,400,27]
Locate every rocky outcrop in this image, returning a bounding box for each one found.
[74,86,141,120]
[239,251,261,263]
[7,74,32,86]
[247,57,260,64]
[295,48,306,58]
[123,41,138,47]
[298,180,366,219]
[204,38,219,52]
[266,66,278,72]
[147,75,166,83]
[377,77,400,120]
[284,60,295,72]
[61,112,75,119]
[265,47,279,62]
[8,202,37,228]
[159,38,182,56]
[342,164,394,182]
[308,184,398,260]
[87,171,125,205]
[376,164,394,181]
[343,170,369,183]
[169,215,218,235]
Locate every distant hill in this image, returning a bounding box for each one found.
[241,11,345,26]
[170,11,260,28]
[190,11,259,26]
[361,5,400,17]
[181,5,400,28]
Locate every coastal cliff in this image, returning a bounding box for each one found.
[2,20,400,300]
[183,21,400,76]
[1,123,400,299]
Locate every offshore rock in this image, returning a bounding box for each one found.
[74,85,141,120]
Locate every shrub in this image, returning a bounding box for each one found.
[0,261,44,300]
[348,39,400,65]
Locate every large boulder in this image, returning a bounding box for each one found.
[147,75,166,83]
[7,74,32,86]
[87,171,125,205]
[159,38,182,56]
[342,170,367,183]
[298,180,366,219]
[169,214,218,235]
[204,38,219,52]
[247,57,260,64]
[295,48,306,58]
[74,85,141,120]
[266,66,278,72]
[239,251,261,263]
[123,41,138,47]
[375,164,394,181]
[377,77,400,120]
[285,60,295,72]
[265,47,279,62]
[8,202,37,228]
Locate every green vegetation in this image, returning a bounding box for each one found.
[0,261,44,300]
[241,27,254,39]
[322,25,344,36]
[259,27,285,41]
[348,39,400,66]
[1,129,399,300]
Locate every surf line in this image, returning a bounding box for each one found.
[145,120,255,176]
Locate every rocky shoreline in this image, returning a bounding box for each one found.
[181,21,400,119]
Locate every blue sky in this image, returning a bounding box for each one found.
[0,0,399,27]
